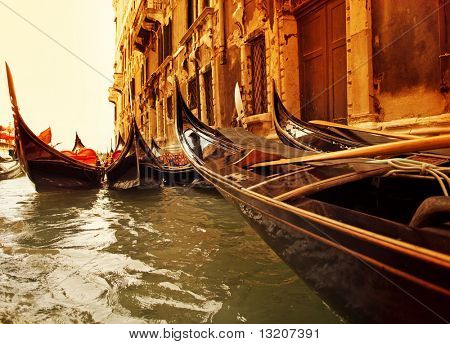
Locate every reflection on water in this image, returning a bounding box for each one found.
[0,177,340,324]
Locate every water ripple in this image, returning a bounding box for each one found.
[0,177,340,323]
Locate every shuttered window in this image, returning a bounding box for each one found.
[188,77,198,110]
[250,35,268,115]
[130,78,136,100]
[203,68,215,126]
[188,0,197,28]
[158,29,163,66]
[167,95,173,120]
[163,19,172,60]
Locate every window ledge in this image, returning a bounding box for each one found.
[180,7,214,46]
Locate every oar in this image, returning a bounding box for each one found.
[309,120,420,140]
[251,134,450,168]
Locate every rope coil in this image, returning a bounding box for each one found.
[369,158,450,196]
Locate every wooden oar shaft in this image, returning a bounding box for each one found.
[310,120,420,140]
[251,134,450,168]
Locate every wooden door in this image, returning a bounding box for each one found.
[298,0,347,122]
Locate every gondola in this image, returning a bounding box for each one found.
[150,138,199,186]
[0,157,23,180]
[105,119,163,190]
[72,132,86,152]
[5,63,104,191]
[176,84,450,323]
[0,136,23,180]
[61,133,99,166]
[109,133,125,163]
[273,87,450,158]
[272,87,402,152]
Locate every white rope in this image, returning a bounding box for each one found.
[368,158,450,196]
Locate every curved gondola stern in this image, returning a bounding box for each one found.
[150,138,160,152]
[271,81,361,152]
[5,62,31,180]
[133,119,161,167]
[5,63,104,190]
[72,132,86,152]
[116,132,125,151]
[106,119,162,189]
[174,79,202,165]
[272,82,287,127]
[272,81,310,128]
[272,82,308,149]
[105,121,140,189]
[175,78,240,166]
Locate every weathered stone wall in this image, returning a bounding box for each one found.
[372,0,447,121]
[109,0,450,150]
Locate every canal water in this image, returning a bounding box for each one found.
[0,177,340,324]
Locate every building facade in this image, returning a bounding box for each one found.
[109,0,450,149]
[0,123,14,158]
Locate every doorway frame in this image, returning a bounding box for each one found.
[294,0,349,123]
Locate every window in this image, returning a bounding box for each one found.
[121,48,126,71]
[188,0,198,28]
[163,19,172,60]
[167,95,174,120]
[203,68,215,126]
[158,29,163,66]
[439,0,450,91]
[158,20,172,65]
[250,35,268,114]
[130,78,136,100]
[188,77,198,111]
[157,101,165,138]
[145,113,149,140]
[145,56,149,82]
[150,86,157,109]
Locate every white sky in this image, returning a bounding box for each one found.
[0,0,116,152]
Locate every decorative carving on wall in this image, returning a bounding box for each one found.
[199,28,213,49]
[280,0,314,13]
[232,0,244,38]
[257,0,269,22]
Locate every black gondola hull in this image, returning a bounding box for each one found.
[27,160,103,191]
[106,122,163,190]
[6,63,104,191]
[175,81,450,323]
[106,156,163,190]
[13,120,104,191]
[162,166,199,186]
[198,166,450,323]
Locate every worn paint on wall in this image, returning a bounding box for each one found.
[372,0,447,119]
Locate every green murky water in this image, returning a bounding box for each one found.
[0,177,340,324]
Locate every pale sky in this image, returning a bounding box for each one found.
[0,0,116,152]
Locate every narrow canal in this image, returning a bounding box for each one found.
[0,177,340,324]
